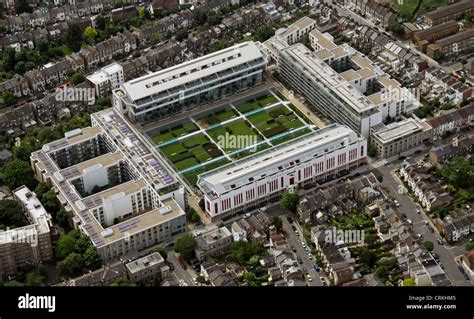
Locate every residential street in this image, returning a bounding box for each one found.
[281,215,324,286]
[373,162,472,286]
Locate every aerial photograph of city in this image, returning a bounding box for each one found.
[0,0,473,316]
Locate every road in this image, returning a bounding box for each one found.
[167,250,197,286]
[373,161,472,286]
[280,213,324,286]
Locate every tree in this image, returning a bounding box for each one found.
[83,26,98,44]
[56,208,70,229]
[229,241,265,265]
[272,216,282,230]
[65,26,83,52]
[1,159,37,190]
[14,0,32,14]
[402,278,416,286]
[175,29,188,42]
[3,91,15,106]
[114,0,124,8]
[423,241,434,252]
[388,21,404,36]
[441,157,474,189]
[4,280,24,287]
[153,275,162,286]
[56,231,79,260]
[75,235,92,254]
[110,277,134,286]
[196,275,206,284]
[71,73,85,85]
[25,269,46,286]
[41,189,60,214]
[0,200,26,228]
[280,190,300,213]
[368,144,378,157]
[58,253,84,277]
[174,235,197,260]
[465,242,474,251]
[359,248,377,268]
[83,246,102,270]
[34,183,50,199]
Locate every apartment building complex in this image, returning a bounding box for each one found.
[263,17,316,62]
[198,124,367,220]
[370,118,433,158]
[277,29,419,137]
[86,62,124,97]
[424,0,474,26]
[0,186,53,277]
[30,108,186,262]
[113,41,268,124]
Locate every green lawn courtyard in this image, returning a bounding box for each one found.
[147,89,316,187]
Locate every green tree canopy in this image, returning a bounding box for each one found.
[441,157,474,189]
[229,241,265,265]
[280,190,300,213]
[0,200,26,229]
[174,234,197,260]
[1,159,37,190]
[423,241,434,252]
[58,253,84,277]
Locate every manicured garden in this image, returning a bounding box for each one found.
[147,89,316,187]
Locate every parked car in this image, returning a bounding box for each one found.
[287,216,294,224]
[394,200,400,207]
[416,209,420,214]
[437,238,444,245]
[414,150,422,154]
[307,274,313,282]
[297,257,303,264]
[398,156,406,160]
[303,268,308,275]
[244,213,251,218]
[464,273,470,280]
[313,264,320,272]
[429,227,434,233]
[291,246,297,253]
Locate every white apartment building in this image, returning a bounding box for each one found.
[263,16,316,62]
[198,124,367,219]
[31,108,186,261]
[112,41,267,124]
[276,28,420,137]
[87,62,124,97]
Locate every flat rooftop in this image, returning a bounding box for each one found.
[196,226,232,248]
[310,29,337,50]
[372,118,429,144]
[42,127,102,153]
[282,44,376,114]
[58,152,124,181]
[121,41,264,101]
[125,252,164,274]
[198,124,360,193]
[80,197,185,248]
